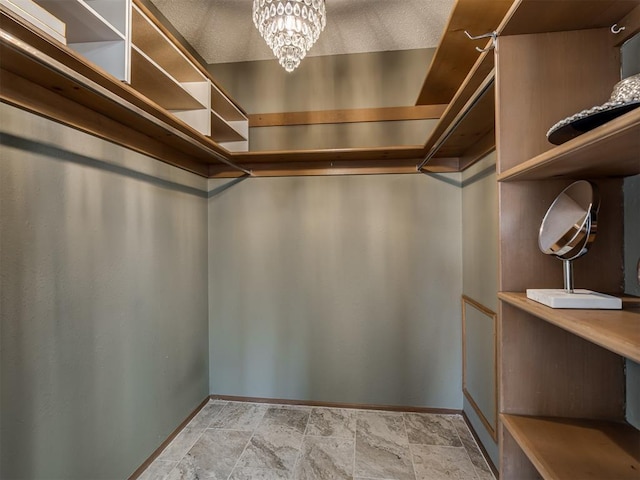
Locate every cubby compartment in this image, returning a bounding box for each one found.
[210,82,248,151]
[33,0,129,80]
[130,3,209,135]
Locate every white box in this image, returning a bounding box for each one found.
[1,0,66,44]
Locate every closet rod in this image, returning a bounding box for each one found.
[0,29,253,176]
[416,70,495,172]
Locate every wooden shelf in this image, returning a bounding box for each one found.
[415,0,513,105]
[499,292,640,362]
[499,0,640,37]
[131,3,205,83]
[211,83,246,122]
[34,0,124,42]
[130,45,205,111]
[498,108,640,181]
[210,109,246,143]
[502,414,640,480]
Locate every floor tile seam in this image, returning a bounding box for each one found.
[225,426,259,480]
[289,405,314,478]
[451,419,487,479]
[352,410,358,480]
[402,413,420,480]
[203,400,227,429]
[168,427,206,466]
[226,404,270,480]
[302,433,356,440]
[451,427,482,480]
[206,426,257,433]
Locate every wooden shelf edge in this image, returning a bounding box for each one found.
[415,0,513,105]
[422,50,495,156]
[501,414,640,480]
[209,158,422,178]
[498,108,640,181]
[499,292,640,362]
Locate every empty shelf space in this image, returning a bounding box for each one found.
[501,414,640,480]
[498,108,640,181]
[131,4,205,83]
[210,110,247,143]
[34,0,124,42]
[499,292,640,362]
[130,45,206,111]
[211,83,246,121]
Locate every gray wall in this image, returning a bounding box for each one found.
[622,34,640,431]
[208,49,436,151]
[0,105,210,479]
[209,49,434,113]
[460,153,499,466]
[207,173,464,408]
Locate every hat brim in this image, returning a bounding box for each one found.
[547,101,640,145]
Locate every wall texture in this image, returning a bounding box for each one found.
[208,173,463,408]
[208,49,436,151]
[0,105,210,479]
[460,153,499,466]
[209,49,434,113]
[622,34,640,431]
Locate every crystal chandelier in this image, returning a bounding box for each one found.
[252,0,327,73]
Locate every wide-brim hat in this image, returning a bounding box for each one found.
[547,72,640,145]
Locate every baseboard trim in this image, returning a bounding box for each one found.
[210,394,461,415]
[462,410,500,479]
[128,396,209,480]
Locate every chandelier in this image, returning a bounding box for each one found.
[252,0,327,73]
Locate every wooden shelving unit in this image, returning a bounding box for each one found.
[501,414,640,480]
[210,82,248,151]
[499,293,640,362]
[493,1,640,478]
[130,3,209,134]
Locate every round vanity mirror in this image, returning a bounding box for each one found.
[526,180,619,310]
[538,180,599,265]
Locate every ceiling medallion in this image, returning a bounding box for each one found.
[252,0,327,72]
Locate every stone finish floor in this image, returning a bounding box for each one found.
[138,400,496,480]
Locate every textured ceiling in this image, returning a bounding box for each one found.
[149,0,455,64]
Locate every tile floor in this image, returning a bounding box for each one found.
[138,400,495,480]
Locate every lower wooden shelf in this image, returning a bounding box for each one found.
[499,292,640,363]
[501,414,640,480]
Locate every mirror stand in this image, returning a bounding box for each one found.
[563,259,574,293]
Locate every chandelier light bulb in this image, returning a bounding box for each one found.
[253,0,327,72]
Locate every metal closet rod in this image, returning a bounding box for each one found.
[0,29,253,176]
[416,71,495,173]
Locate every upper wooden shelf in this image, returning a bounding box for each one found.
[415,0,513,105]
[498,108,640,181]
[419,49,495,172]
[499,0,640,37]
[131,3,206,83]
[502,414,640,480]
[499,292,640,362]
